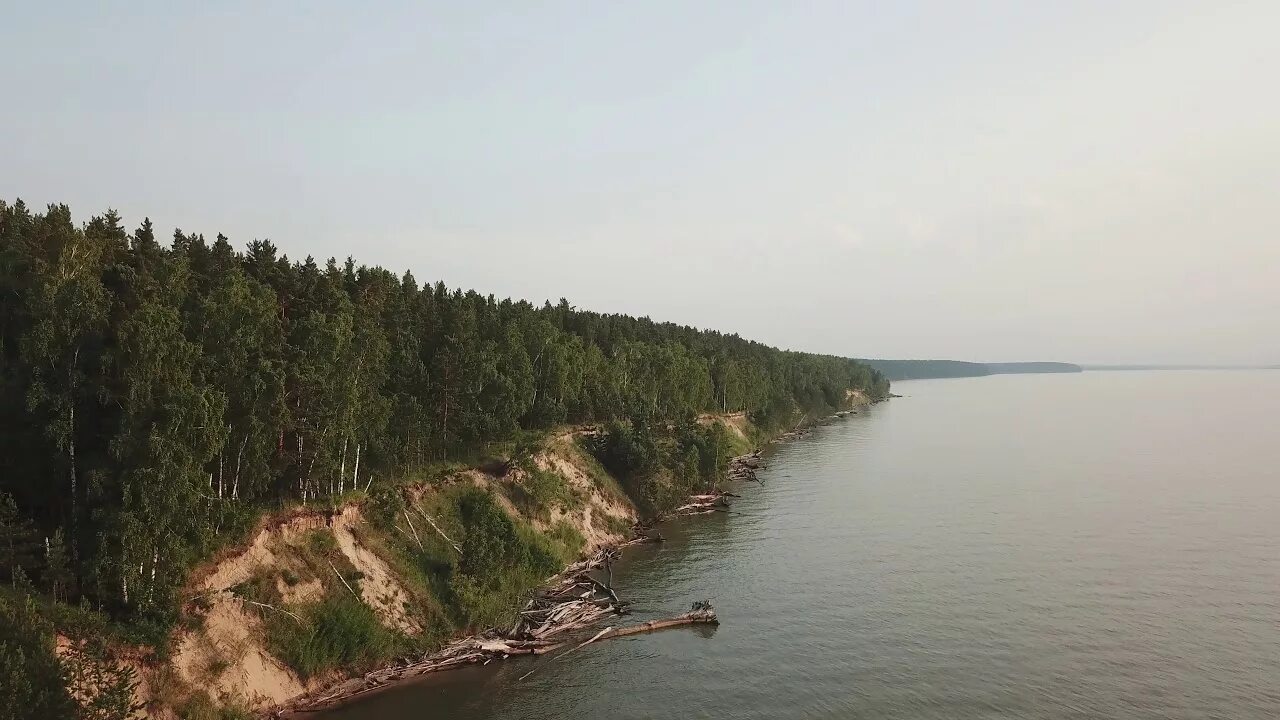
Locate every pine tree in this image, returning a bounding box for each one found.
[0,494,39,588]
[0,595,79,720]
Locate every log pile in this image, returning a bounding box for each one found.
[774,427,812,442]
[509,547,630,640]
[521,601,719,677]
[670,493,732,517]
[727,450,765,485]
[285,634,569,713]
[279,540,676,715]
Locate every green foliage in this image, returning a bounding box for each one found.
[586,418,740,513]
[43,528,73,603]
[0,198,887,632]
[457,490,524,579]
[263,592,397,680]
[0,594,78,720]
[600,512,633,538]
[0,592,144,720]
[0,494,40,589]
[566,438,630,504]
[589,419,658,479]
[178,691,254,720]
[421,488,580,629]
[60,639,146,720]
[508,466,576,519]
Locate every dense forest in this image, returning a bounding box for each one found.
[0,199,888,633]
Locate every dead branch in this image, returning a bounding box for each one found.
[328,560,360,600]
[415,506,463,554]
[238,598,305,626]
[402,510,424,550]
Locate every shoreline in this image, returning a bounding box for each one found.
[273,402,879,717]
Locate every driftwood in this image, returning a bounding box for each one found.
[285,539,716,714]
[328,561,360,600]
[414,506,463,554]
[570,603,718,645]
[518,603,719,681]
[276,427,829,714]
[238,597,305,626]
[401,510,423,550]
[724,450,766,486]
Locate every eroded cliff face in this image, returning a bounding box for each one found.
[134,400,874,718]
[150,437,636,716]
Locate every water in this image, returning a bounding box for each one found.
[321,371,1280,720]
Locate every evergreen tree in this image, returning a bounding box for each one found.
[0,595,79,720]
[0,494,40,588]
[0,198,889,624]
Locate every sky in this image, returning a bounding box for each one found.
[3,1,1277,365]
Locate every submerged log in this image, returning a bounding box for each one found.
[517,603,719,681]
[279,458,743,715]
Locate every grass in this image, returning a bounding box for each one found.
[447,518,577,629]
[600,512,633,538]
[507,464,580,519]
[542,520,586,560]
[253,525,412,679]
[567,436,632,505]
[227,568,278,605]
[263,592,399,680]
[178,692,255,720]
[344,520,454,650]
[717,419,760,457]
[365,480,587,633]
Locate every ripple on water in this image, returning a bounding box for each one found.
[321,372,1280,720]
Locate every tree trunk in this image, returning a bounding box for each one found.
[339,437,348,495]
[68,347,79,561]
[352,442,361,493]
[232,434,247,500]
[68,400,77,559]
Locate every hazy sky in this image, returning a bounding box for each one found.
[4,1,1277,364]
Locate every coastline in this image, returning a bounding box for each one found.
[272,399,880,717]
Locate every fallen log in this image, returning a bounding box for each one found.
[278,523,720,713]
[518,603,719,681]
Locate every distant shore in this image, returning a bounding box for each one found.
[860,359,1082,381]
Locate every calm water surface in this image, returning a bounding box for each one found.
[322,371,1280,720]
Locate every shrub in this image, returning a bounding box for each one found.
[589,419,658,479]
[457,490,525,579]
[508,466,575,518]
[263,593,396,679]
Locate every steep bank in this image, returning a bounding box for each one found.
[0,200,890,719]
[126,400,873,718]
[146,439,633,717]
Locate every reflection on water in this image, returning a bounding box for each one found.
[321,371,1280,720]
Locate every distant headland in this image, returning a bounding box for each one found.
[859,360,1083,381]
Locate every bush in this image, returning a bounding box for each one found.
[439,489,582,629]
[457,490,525,579]
[264,593,397,679]
[589,419,657,479]
[508,466,575,518]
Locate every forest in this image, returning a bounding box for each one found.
[0,198,888,636]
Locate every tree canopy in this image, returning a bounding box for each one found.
[0,199,888,625]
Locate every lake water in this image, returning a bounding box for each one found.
[321,371,1280,720]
